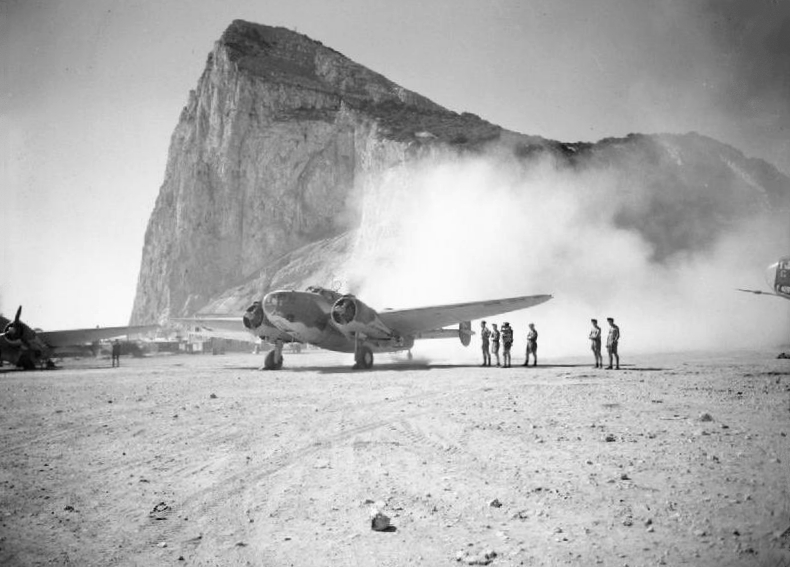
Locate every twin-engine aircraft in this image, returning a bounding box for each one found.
[231,286,552,369]
[738,257,790,300]
[0,306,156,370]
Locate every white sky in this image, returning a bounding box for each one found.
[2,0,789,329]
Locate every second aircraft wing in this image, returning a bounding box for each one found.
[378,294,553,337]
[38,325,158,348]
[173,316,255,342]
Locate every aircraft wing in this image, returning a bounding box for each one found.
[38,325,158,348]
[379,294,553,336]
[736,288,787,298]
[173,317,254,342]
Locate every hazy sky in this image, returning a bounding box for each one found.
[2,0,789,329]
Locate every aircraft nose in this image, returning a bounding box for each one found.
[262,292,279,316]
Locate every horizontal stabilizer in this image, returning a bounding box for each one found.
[736,288,782,297]
[415,329,459,340]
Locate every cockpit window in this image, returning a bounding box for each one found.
[306,285,342,303]
[263,294,283,313]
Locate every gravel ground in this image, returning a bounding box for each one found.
[1,349,789,566]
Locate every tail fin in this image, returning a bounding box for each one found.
[459,321,472,347]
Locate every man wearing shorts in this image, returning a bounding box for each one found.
[606,317,620,370]
[490,323,501,367]
[589,318,602,368]
[480,321,491,367]
[501,322,513,368]
[523,323,538,366]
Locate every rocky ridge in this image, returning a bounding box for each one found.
[130,20,790,324]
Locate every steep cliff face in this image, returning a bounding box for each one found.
[131,20,790,324]
[131,20,507,323]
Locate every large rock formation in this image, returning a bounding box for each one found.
[130,20,790,324]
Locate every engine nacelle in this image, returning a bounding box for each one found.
[243,301,291,342]
[242,302,265,333]
[331,295,393,339]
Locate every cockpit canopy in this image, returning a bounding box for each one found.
[305,285,344,303]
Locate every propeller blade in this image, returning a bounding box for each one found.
[1,306,26,343]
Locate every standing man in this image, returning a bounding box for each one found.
[589,319,603,368]
[480,321,491,367]
[524,323,538,366]
[490,323,501,367]
[501,322,513,368]
[111,339,121,368]
[606,317,620,370]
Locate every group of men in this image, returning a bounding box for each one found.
[479,320,538,368]
[479,317,621,369]
[588,317,620,369]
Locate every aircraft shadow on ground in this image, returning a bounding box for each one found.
[514,364,597,369]
[224,362,499,374]
[222,362,669,374]
[225,363,443,374]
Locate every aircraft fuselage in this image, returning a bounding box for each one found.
[768,257,790,299]
[262,288,413,354]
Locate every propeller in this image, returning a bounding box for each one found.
[1,306,24,342]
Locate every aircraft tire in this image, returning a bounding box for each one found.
[355,346,374,370]
[17,354,36,371]
[263,350,283,370]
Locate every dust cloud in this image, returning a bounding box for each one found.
[348,152,790,361]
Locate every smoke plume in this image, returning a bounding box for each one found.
[347,149,790,362]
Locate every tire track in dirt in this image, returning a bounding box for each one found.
[169,383,495,526]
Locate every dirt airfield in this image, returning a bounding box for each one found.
[1,349,789,567]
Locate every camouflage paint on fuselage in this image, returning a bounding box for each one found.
[264,289,354,352]
[262,287,414,354]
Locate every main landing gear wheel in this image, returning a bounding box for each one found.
[354,346,374,370]
[18,353,36,371]
[263,350,283,370]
